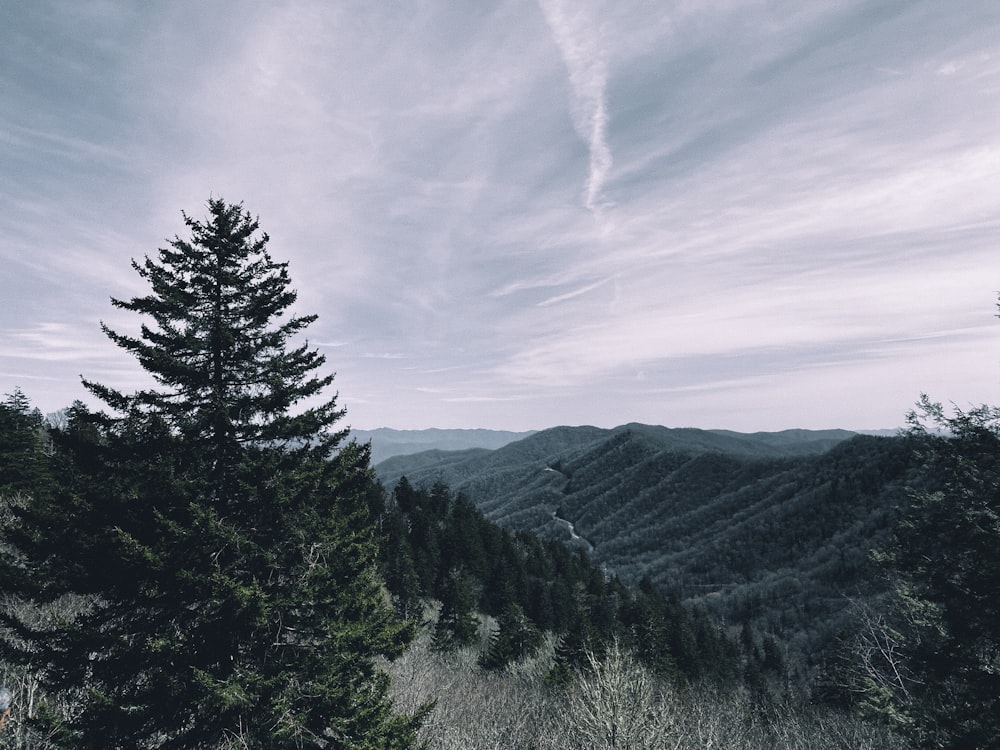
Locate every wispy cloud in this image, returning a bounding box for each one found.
[3,323,104,363]
[538,0,612,217]
[536,277,613,307]
[3,1,1000,430]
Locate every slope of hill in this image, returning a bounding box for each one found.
[375,425,916,677]
[375,425,859,530]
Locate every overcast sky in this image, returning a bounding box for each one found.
[3,1,999,432]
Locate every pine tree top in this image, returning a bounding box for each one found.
[87,199,347,475]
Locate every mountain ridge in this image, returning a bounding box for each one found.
[374,424,859,486]
[354,424,884,466]
[373,424,916,678]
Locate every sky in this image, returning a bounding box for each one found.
[3,0,1000,433]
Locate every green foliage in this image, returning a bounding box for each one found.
[478,603,542,670]
[869,396,1000,749]
[378,476,742,681]
[0,389,53,500]
[378,429,918,683]
[0,200,423,749]
[431,569,479,652]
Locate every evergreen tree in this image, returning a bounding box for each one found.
[478,603,542,670]
[431,568,479,652]
[547,610,591,685]
[442,493,488,581]
[872,396,1000,749]
[379,505,422,619]
[0,388,53,499]
[0,199,424,749]
[621,582,678,680]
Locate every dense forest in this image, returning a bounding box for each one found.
[0,199,997,749]
[376,426,918,682]
[0,388,908,750]
[374,476,741,685]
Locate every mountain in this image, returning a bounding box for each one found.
[374,424,858,506]
[350,427,535,465]
[375,424,917,678]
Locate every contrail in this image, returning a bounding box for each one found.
[538,0,612,217]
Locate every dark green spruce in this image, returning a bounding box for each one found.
[868,396,1000,750]
[0,388,53,500]
[0,199,425,749]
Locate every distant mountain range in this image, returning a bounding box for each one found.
[349,427,535,465]
[374,424,860,489]
[371,424,917,678]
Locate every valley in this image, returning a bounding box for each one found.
[374,424,917,679]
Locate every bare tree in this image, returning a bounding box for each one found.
[387,624,911,750]
[559,638,681,750]
[388,628,563,750]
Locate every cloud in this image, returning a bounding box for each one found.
[536,277,614,307]
[538,0,613,216]
[2,323,104,363]
[4,1,1000,431]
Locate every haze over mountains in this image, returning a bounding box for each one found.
[371,424,916,679]
[350,428,535,465]
[358,424,899,466]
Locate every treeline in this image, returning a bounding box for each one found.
[371,475,780,690]
[0,389,52,500]
[0,388,788,697]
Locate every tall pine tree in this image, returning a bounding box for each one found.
[870,396,1000,749]
[0,199,424,749]
[0,388,53,499]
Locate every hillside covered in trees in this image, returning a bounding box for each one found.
[349,428,534,465]
[376,425,917,678]
[375,409,1000,748]
[374,476,742,685]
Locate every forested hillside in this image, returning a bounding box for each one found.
[7,388,880,749]
[373,477,744,686]
[376,426,917,679]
